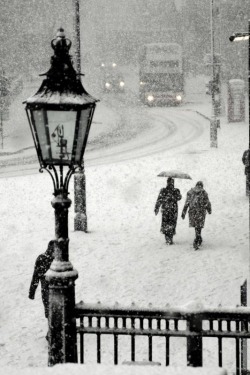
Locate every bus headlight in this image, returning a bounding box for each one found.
[176,95,182,101]
[119,81,125,87]
[105,82,111,88]
[140,81,145,85]
[147,95,154,102]
[112,63,117,67]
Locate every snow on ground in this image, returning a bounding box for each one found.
[0,73,249,372]
[1,364,228,375]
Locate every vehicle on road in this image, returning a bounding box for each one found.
[139,43,184,106]
[101,66,125,93]
[101,62,118,69]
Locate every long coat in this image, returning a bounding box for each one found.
[29,252,53,318]
[242,149,250,175]
[155,186,182,234]
[182,186,211,228]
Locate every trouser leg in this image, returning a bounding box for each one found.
[195,227,202,238]
[165,226,174,244]
[194,227,202,248]
[42,293,49,340]
[246,173,249,196]
[42,292,49,319]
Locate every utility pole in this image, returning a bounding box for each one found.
[216,0,223,116]
[210,0,218,148]
[0,112,3,149]
[73,0,81,75]
[73,0,88,232]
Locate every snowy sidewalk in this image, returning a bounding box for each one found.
[1,364,228,375]
[0,75,248,370]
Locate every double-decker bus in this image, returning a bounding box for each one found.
[139,43,184,106]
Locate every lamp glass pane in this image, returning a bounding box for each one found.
[46,110,77,163]
[74,108,91,162]
[32,109,50,160]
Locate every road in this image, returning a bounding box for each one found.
[0,75,207,178]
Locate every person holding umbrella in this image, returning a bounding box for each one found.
[154,177,182,245]
[181,181,212,250]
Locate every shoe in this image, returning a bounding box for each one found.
[197,236,202,246]
[165,236,173,245]
[193,238,199,250]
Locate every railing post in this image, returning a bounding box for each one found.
[187,313,203,367]
[241,279,248,375]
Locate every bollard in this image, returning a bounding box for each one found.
[74,169,87,232]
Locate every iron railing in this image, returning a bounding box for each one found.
[74,302,250,374]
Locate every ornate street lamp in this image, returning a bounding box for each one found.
[24,28,98,365]
[229,21,250,195]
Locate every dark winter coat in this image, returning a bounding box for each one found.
[155,186,182,234]
[182,186,211,228]
[242,149,250,175]
[29,251,54,318]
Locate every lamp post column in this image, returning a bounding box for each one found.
[248,19,250,145]
[0,112,3,149]
[73,0,88,233]
[46,191,78,366]
[210,0,218,148]
[247,19,250,197]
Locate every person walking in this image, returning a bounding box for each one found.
[242,149,249,196]
[28,240,55,321]
[154,177,182,245]
[181,181,211,250]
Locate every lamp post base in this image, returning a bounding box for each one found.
[46,267,78,366]
[47,194,78,365]
[74,212,87,232]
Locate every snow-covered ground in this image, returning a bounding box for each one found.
[2,364,228,375]
[0,72,249,373]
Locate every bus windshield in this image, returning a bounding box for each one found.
[143,73,183,91]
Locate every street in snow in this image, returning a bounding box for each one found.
[0,70,248,370]
[0,0,249,373]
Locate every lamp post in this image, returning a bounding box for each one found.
[72,0,88,232]
[229,21,250,179]
[210,0,220,148]
[229,21,249,122]
[0,71,10,149]
[24,28,98,365]
[229,22,250,375]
